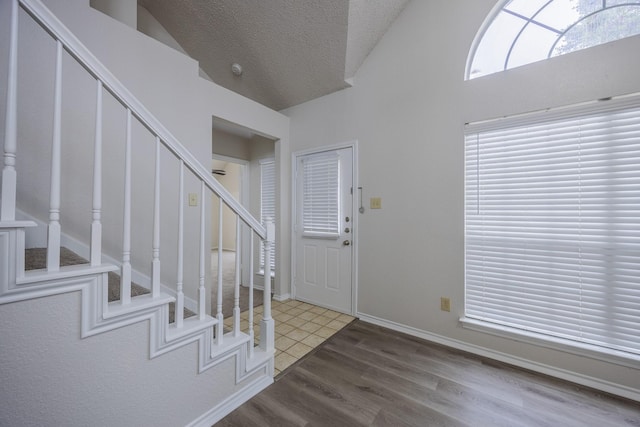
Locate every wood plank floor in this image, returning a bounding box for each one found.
[216,320,640,427]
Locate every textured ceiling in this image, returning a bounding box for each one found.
[138,0,409,110]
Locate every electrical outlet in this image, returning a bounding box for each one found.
[370,197,382,209]
[188,193,198,207]
[440,297,451,312]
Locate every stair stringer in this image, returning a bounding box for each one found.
[0,229,274,392]
[16,207,200,314]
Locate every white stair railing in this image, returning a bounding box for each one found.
[1,0,275,358]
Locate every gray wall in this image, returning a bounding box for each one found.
[282,0,640,394]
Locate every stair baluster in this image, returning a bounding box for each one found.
[175,160,185,328]
[260,221,275,352]
[90,80,103,267]
[248,236,255,357]
[46,40,63,272]
[198,181,206,320]
[233,217,241,337]
[215,201,224,344]
[1,0,18,222]
[120,108,133,304]
[151,136,161,297]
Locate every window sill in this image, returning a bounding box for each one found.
[460,317,640,369]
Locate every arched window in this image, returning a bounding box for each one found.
[466,0,640,79]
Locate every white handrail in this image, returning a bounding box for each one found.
[18,0,266,239]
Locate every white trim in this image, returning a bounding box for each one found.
[460,317,640,369]
[464,0,505,80]
[212,153,249,166]
[16,208,200,312]
[273,292,290,302]
[187,374,273,427]
[290,141,359,316]
[358,312,640,402]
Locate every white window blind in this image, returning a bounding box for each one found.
[260,160,275,272]
[464,98,640,359]
[302,152,340,238]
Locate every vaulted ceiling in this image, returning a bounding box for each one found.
[138,0,410,111]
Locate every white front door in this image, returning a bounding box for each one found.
[293,147,354,314]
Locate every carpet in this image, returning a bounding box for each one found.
[23,248,264,321]
[24,247,193,323]
[211,250,264,318]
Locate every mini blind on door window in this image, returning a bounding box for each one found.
[260,160,275,272]
[302,152,340,237]
[465,99,640,357]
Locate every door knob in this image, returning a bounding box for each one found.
[343,240,351,246]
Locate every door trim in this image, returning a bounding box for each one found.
[290,141,359,316]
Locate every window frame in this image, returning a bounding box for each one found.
[466,0,640,80]
[461,93,640,368]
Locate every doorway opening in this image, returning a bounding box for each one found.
[211,117,277,315]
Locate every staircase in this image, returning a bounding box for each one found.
[0,0,275,425]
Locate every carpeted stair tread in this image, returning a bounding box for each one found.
[24,247,194,323]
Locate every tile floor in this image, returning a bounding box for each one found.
[224,299,355,377]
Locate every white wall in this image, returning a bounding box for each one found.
[2,0,290,304]
[0,0,288,421]
[0,291,262,426]
[210,161,242,251]
[212,128,250,160]
[282,0,640,396]
[90,0,136,29]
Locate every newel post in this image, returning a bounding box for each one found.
[260,220,275,352]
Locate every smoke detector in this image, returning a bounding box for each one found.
[231,63,243,76]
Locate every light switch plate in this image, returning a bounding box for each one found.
[188,193,198,206]
[370,197,382,209]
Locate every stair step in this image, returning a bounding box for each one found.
[24,247,195,322]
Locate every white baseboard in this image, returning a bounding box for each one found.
[187,374,273,427]
[357,312,640,403]
[273,293,290,302]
